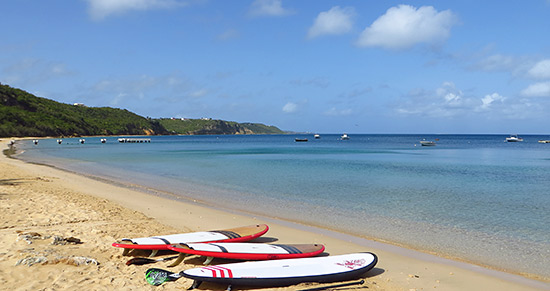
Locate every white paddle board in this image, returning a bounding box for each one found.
[183,252,377,289]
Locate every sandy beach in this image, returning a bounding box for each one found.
[1,139,549,291]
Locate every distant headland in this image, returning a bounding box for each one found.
[0,83,285,137]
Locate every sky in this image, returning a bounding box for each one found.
[1,0,550,134]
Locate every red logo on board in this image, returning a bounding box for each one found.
[336,259,366,269]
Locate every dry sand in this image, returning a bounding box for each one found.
[1,139,549,290]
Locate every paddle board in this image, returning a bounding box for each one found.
[112,224,269,255]
[183,252,377,289]
[167,243,324,265]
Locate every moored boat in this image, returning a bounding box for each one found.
[420,140,436,146]
[506,134,523,142]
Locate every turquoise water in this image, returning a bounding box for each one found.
[16,134,550,278]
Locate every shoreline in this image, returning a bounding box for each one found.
[1,139,549,290]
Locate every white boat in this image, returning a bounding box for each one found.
[506,135,523,142]
[341,134,349,140]
[420,140,436,146]
[539,140,550,143]
[314,134,320,139]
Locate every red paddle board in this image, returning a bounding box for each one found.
[112,224,269,252]
[168,242,325,261]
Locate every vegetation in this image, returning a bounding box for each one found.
[0,84,167,137]
[158,118,284,135]
[0,83,284,137]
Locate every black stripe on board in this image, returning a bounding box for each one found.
[212,230,241,239]
[209,244,229,253]
[152,237,171,244]
[273,244,302,254]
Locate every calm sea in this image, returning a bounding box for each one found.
[16,134,550,279]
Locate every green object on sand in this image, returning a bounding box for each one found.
[145,268,183,286]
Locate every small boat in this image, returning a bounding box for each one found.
[420,140,436,146]
[295,138,308,142]
[314,134,320,139]
[341,134,349,140]
[539,140,550,143]
[506,135,523,142]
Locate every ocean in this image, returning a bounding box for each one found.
[15,134,550,279]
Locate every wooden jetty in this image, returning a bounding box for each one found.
[118,138,151,143]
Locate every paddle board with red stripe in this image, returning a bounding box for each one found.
[183,252,378,289]
[112,224,269,253]
[168,242,325,261]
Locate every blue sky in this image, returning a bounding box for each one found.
[2,0,550,134]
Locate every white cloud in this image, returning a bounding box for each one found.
[290,77,329,88]
[437,82,463,107]
[357,5,457,50]
[324,107,352,116]
[395,82,474,118]
[189,89,208,98]
[395,82,541,120]
[217,29,240,41]
[86,0,188,20]
[307,6,355,39]
[528,59,550,79]
[479,93,505,110]
[249,0,293,17]
[2,58,72,86]
[521,82,550,97]
[282,102,298,113]
[473,54,518,72]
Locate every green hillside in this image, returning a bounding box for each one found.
[0,84,285,137]
[158,118,284,135]
[0,84,167,137]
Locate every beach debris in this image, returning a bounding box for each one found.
[51,235,82,245]
[408,274,420,278]
[16,232,46,244]
[15,255,98,267]
[53,256,99,266]
[15,256,48,266]
[16,232,82,245]
[35,176,52,182]
[297,280,365,291]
